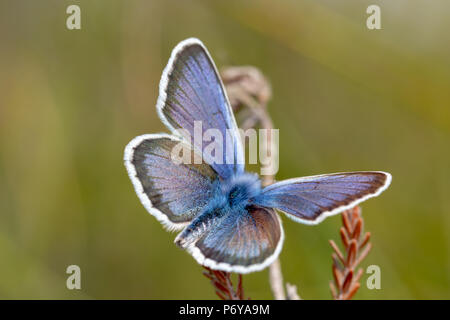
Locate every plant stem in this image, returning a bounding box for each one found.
[221,66,300,300]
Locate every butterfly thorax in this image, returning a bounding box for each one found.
[175,172,261,248]
[219,172,262,209]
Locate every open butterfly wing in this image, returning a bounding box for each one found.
[124,134,218,231]
[157,38,244,179]
[182,205,283,274]
[253,172,391,225]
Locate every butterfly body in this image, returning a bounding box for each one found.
[124,38,391,273]
[175,172,261,248]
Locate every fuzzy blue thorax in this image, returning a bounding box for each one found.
[218,173,262,209]
[197,172,262,217]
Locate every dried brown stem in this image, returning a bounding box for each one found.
[220,66,299,300]
[329,206,372,300]
[203,267,247,300]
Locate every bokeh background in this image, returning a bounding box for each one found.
[1,0,449,299]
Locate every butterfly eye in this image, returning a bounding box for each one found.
[229,188,239,199]
[228,186,240,206]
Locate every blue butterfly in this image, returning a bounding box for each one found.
[124,38,391,274]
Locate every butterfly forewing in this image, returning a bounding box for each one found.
[157,38,244,179]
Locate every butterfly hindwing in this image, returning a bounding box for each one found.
[181,205,284,274]
[157,38,244,179]
[253,171,391,225]
[124,134,218,231]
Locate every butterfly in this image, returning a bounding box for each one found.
[124,38,391,274]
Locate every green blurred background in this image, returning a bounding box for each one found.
[0,0,449,299]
